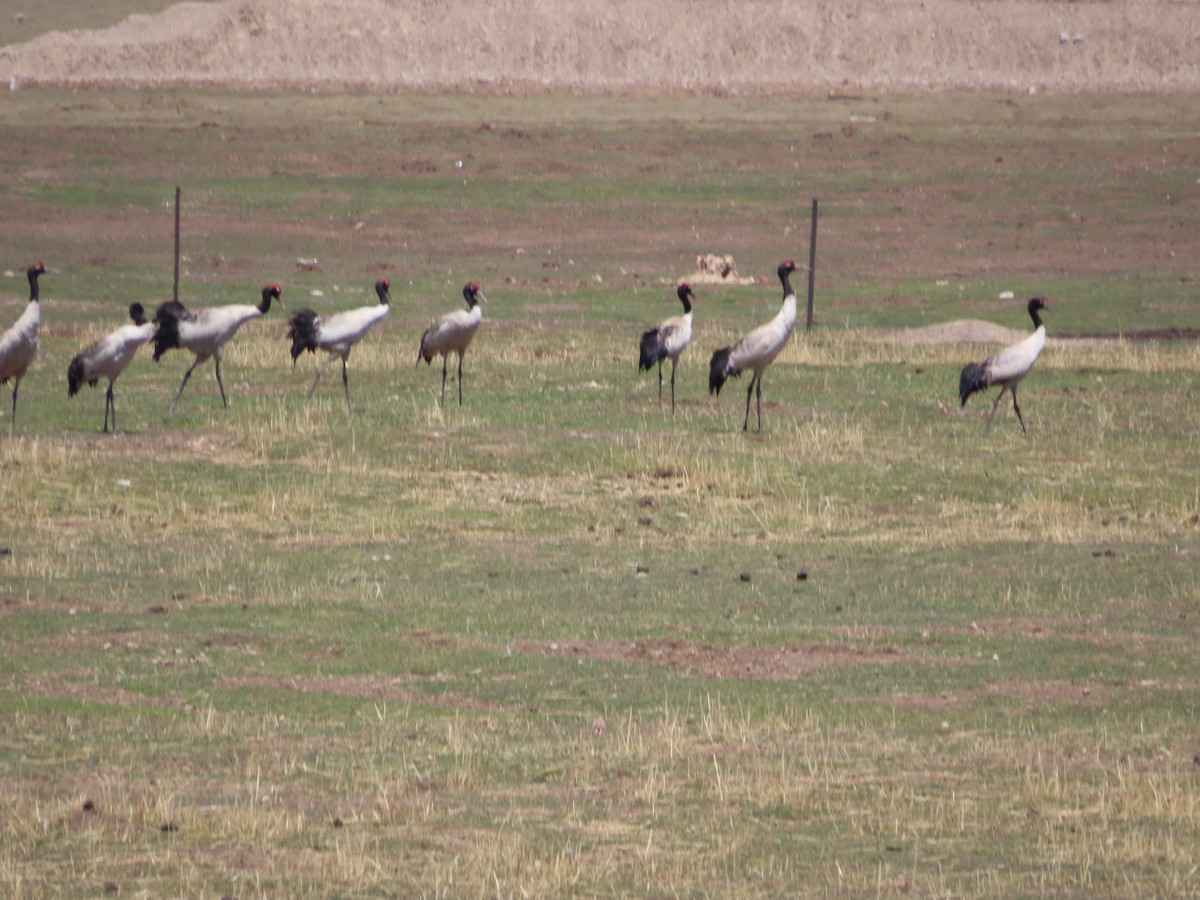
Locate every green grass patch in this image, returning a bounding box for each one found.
[0,89,1198,897]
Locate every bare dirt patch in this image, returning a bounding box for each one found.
[10,673,185,708]
[407,629,927,680]
[519,636,920,680]
[218,674,502,710]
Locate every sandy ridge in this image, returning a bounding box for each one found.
[3,0,1199,93]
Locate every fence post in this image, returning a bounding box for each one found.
[806,197,817,332]
[173,186,182,302]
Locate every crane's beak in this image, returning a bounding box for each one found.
[476,291,488,304]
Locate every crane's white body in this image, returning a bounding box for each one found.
[417,283,486,406]
[656,311,692,362]
[722,293,796,379]
[68,304,155,433]
[959,298,1047,435]
[311,304,390,360]
[75,322,156,386]
[173,305,266,358]
[639,284,695,413]
[420,305,482,359]
[709,261,799,432]
[288,279,391,410]
[976,326,1045,388]
[0,299,39,385]
[0,263,46,434]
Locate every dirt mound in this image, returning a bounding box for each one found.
[684,254,758,287]
[890,320,1026,346]
[3,0,1199,92]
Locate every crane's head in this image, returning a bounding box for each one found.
[259,282,283,313]
[375,278,391,305]
[677,282,696,311]
[27,262,47,300]
[1026,297,1047,328]
[463,282,486,306]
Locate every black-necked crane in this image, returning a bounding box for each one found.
[416,282,486,406]
[287,278,391,411]
[708,260,799,432]
[638,282,696,414]
[0,262,47,435]
[959,297,1047,435]
[67,302,156,433]
[152,282,282,411]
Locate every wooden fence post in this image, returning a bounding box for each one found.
[173,186,181,302]
[806,197,818,332]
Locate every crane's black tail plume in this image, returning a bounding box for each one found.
[709,346,736,396]
[638,328,663,372]
[286,309,321,363]
[958,362,988,406]
[152,300,188,361]
[416,329,433,366]
[66,355,88,397]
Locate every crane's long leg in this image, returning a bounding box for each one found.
[340,359,351,413]
[755,377,763,432]
[742,376,755,432]
[457,353,464,406]
[440,356,448,405]
[10,379,20,435]
[214,354,228,409]
[171,357,206,412]
[308,355,336,398]
[1011,385,1027,435]
[657,361,663,407]
[104,383,115,433]
[983,385,1007,436]
[669,358,677,415]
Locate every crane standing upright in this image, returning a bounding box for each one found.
[0,262,48,435]
[708,260,799,432]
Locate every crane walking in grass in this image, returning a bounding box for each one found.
[67,302,156,433]
[638,282,696,414]
[959,297,1047,435]
[152,282,282,411]
[287,278,391,411]
[416,282,486,406]
[0,262,47,435]
[708,260,799,432]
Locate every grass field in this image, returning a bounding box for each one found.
[1,89,1198,897]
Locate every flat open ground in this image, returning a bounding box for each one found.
[1,12,1199,897]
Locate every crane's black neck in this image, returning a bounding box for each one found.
[677,285,692,314]
[463,286,478,309]
[129,303,147,326]
[258,284,280,313]
[778,264,796,302]
[375,280,391,305]
[1028,299,1045,330]
[27,266,42,302]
